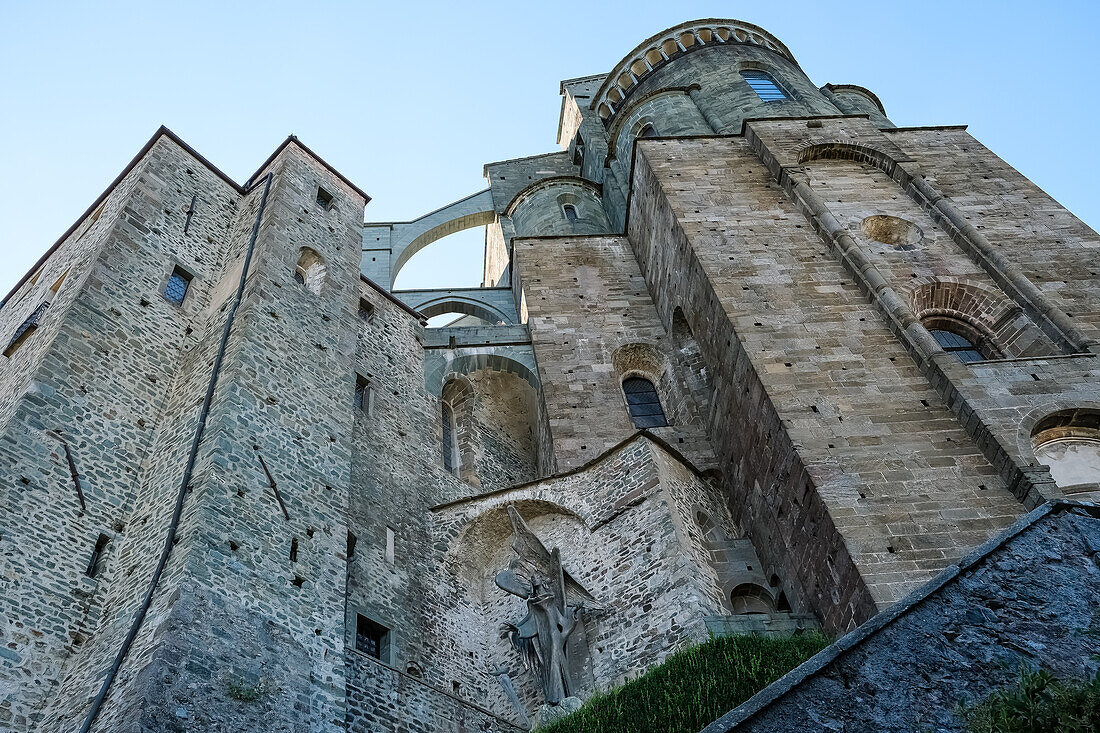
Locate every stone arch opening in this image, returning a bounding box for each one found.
[439,362,540,491]
[383,189,496,287]
[908,278,1056,361]
[1031,408,1100,492]
[612,342,684,429]
[295,247,327,295]
[419,297,511,326]
[729,583,776,615]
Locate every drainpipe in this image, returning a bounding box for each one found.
[78,172,274,733]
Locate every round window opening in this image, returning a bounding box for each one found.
[1031,409,1100,489]
[860,215,922,251]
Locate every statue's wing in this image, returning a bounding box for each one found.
[506,505,605,612]
[507,505,554,575]
[564,571,604,612]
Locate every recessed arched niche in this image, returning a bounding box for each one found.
[1031,409,1100,490]
[860,214,922,251]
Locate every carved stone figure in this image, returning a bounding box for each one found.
[495,505,603,706]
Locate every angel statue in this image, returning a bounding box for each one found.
[495,505,603,706]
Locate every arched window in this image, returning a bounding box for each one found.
[441,402,458,474]
[637,122,659,139]
[562,204,578,223]
[623,376,668,428]
[741,70,787,101]
[295,247,327,296]
[929,327,986,363]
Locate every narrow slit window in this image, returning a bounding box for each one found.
[289,537,299,563]
[442,402,458,474]
[86,533,110,577]
[623,376,668,428]
[346,531,357,559]
[741,70,787,101]
[355,614,390,660]
[164,266,193,306]
[354,374,371,412]
[4,302,49,357]
[930,329,985,364]
[562,204,578,223]
[358,297,375,322]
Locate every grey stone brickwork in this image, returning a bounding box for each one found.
[3,16,1099,732]
[703,501,1100,733]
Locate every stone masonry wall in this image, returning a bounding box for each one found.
[516,234,714,473]
[0,133,242,731]
[627,135,1027,628]
[705,503,1100,733]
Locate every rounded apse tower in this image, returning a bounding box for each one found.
[559,19,890,228]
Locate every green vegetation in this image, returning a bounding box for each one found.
[539,632,830,733]
[962,668,1100,733]
[224,674,270,702]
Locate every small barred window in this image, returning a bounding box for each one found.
[164,266,193,306]
[355,614,390,660]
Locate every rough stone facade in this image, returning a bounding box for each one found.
[2,17,1098,732]
[703,501,1100,733]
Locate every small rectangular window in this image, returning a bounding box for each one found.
[355,614,390,660]
[385,527,395,565]
[358,297,375,322]
[4,302,49,357]
[164,266,193,306]
[316,187,334,209]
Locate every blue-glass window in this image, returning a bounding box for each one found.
[563,204,578,223]
[164,266,192,306]
[930,329,985,363]
[623,376,668,428]
[742,71,787,101]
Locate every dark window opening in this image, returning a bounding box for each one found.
[741,70,787,101]
[86,533,110,577]
[358,297,375,322]
[316,186,334,209]
[637,122,659,139]
[355,374,370,411]
[572,135,585,167]
[164,266,193,306]
[623,376,668,428]
[355,614,390,660]
[4,302,49,357]
[442,402,457,473]
[930,329,986,363]
[562,204,578,223]
[290,537,299,563]
[346,531,357,559]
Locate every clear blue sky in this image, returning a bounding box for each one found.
[2,1,1098,296]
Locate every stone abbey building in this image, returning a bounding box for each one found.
[2,17,1099,733]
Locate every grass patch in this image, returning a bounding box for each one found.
[539,632,830,733]
[961,667,1100,733]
